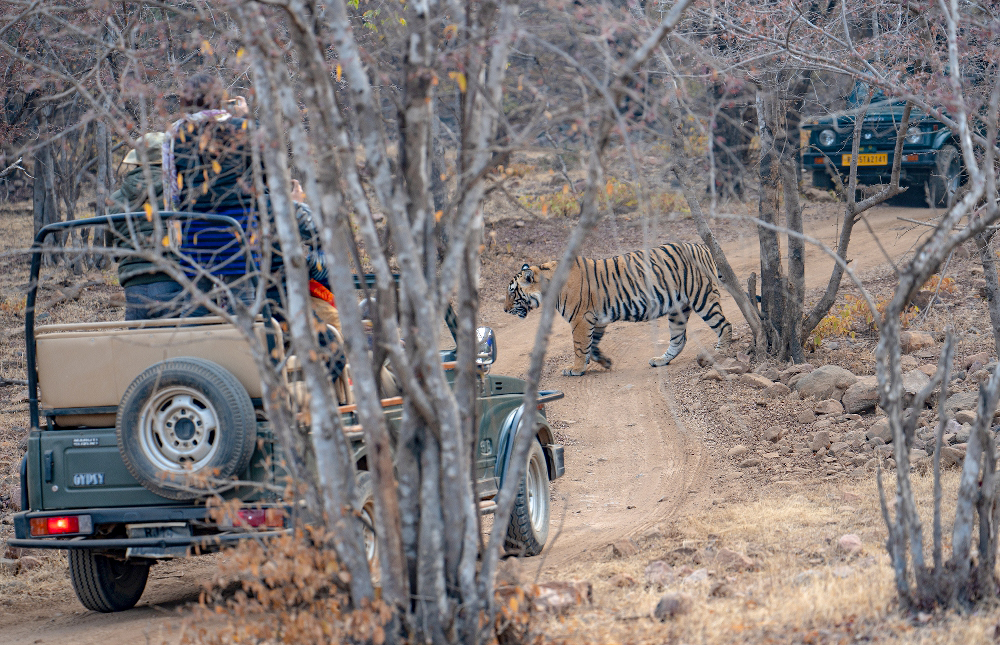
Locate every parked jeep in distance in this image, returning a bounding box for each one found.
[10,214,565,612]
[803,84,963,208]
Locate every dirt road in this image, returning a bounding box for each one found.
[481,204,932,574]
[0,204,934,644]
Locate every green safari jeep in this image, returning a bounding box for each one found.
[10,214,565,612]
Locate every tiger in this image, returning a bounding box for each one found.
[504,243,733,376]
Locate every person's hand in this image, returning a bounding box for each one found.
[227,96,249,117]
[290,179,306,203]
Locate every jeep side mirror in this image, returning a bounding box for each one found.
[476,327,497,366]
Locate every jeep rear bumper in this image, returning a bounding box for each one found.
[10,505,290,552]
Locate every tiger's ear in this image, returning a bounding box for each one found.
[520,264,534,282]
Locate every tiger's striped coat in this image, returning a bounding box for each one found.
[504,243,732,375]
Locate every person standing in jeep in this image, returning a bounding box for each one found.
[803,82,964,208]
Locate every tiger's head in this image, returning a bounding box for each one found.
[504,262,555,318]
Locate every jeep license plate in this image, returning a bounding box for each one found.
[842,153,887,166]
[125,522,191,559]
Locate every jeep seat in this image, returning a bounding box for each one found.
[35,317,280,427]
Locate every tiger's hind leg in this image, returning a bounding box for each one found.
[700,287,733,350]
[649,308,690,367]
[589,324,612,370]
[563,314,597,376]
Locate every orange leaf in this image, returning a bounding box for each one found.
[606,180,613,196]
[143,202,153,221]
[211,160,222,174]
[562,184,570,195]
[541,201,549,216]
[336,64,342,82]
[435,210,444,222]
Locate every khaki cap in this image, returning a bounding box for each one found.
[122,132,166,165]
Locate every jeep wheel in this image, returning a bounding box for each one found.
[504,440,550,556]
[925,144,962,209]
[117,357,256,500]
[354,471,380,581]
[69,549,149,612]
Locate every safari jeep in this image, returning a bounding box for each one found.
[10,214,565,612]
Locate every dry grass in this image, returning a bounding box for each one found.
[523,471,1000,644]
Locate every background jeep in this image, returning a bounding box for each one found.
[803,83,963,208]
[10,214,565,612]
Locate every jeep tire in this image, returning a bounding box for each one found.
[117,357,257,500]
[69,549,149,612]
[354,471,380,580]
[926,144,962,209]
[504,440,550,556]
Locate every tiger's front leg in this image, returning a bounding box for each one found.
[649,308,690,367]
[563,316,596,376]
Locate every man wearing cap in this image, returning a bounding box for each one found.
[109,132,185,321]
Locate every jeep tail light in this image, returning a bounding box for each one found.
[235,508,285,528]
[906,154,919,162]
[30,514,92,536]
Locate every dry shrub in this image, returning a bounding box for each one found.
[189,528,392,645]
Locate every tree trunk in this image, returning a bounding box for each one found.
[755,90,784,353]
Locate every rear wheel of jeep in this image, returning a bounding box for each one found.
[811,169,834,190]
[117,357,257,500]
[504,440,550,556]
[68,549,149,612]
[354,471,380,581]
[925,144,962,209]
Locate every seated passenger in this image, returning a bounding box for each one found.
[109,132,187,321]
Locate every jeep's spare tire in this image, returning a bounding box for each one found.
[117,357,256,500]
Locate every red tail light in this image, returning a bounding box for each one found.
[235,508,285,528]
[30,515,90,536]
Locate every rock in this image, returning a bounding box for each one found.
[963,351,992,371]
[797,409,817,424]
[16,556,42,573]
[715,548,754,571]
[764,426,784,442]
[810,430,832,453]
[696,348,717,368]
[902,369,931,397]
[918,364,937,378]
[793,365,857,401]
[765,382,791,399]
[739,457,761,468]
[971,369,990,384]
[829,442,850,457]
[779,363,815,384]
[644,560,676,587]
[682,568,708,584]
[760,367,782,382]
[842,376,879,414]
[900,355,919,372]
[815,399,845,416]
[611,539,640,558]
[957,423,972,444]
[716,358,749,376]
[738,373,773,389]
[531,581,593,613]
[701,369,726,382]
[837,534,863,556]
[867,418,892,443]
[727,445,749,458]
[900,331,935,354]
[653,593,692,621]
[945,392,979,416]
[955,410,977,425]
[608,573,637,588]
[939,446,963,468]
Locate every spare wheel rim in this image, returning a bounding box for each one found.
[138,385,221,474]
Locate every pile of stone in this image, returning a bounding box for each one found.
[696,335,999,478]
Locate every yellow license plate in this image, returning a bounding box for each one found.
[842,153,887,166]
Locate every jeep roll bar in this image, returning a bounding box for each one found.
[25,213,248,431]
